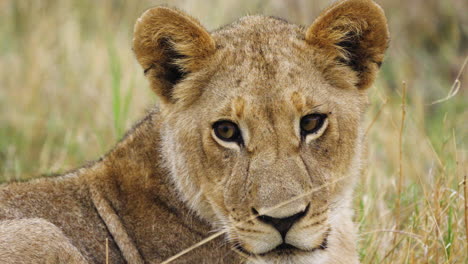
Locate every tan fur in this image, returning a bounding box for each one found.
[0,219,87,264]
[0,1,389,263]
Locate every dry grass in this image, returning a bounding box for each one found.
[0,0,467,263]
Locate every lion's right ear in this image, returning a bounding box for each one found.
[133,7,216,104]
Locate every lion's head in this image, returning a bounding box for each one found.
[133,0,388,262]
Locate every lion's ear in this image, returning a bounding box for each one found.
[306,0,389,90]
[133,7,215,104]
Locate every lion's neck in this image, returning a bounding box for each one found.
[88,109,239,262]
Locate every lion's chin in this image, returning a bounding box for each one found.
[236,232,329,257]
[237,242,330,264]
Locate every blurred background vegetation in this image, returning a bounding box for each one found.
[0,0,466,263]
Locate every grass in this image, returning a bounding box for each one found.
[107,37,134,138]
[0,0,466,263]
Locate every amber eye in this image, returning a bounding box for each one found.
[213,121,243,143]
[300,114,327,137]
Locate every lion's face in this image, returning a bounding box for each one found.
[160,17,366,258]
[133,0,388,261]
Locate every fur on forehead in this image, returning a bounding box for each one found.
[220,92,308,119]
[213,15,305,46]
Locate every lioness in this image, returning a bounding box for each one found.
[0,0,389,263]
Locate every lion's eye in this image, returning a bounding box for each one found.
[213,121,242,143]
[300,114,327,137]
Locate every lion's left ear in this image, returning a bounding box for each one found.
[306,0,389,90]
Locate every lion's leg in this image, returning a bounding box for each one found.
[0,218,88,264]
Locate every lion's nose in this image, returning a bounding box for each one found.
[253,204,309,239]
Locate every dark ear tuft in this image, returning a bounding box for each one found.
[156,38,187,99]
[306,0,389,89]
[336,31,365,72]
[160,43,187,86]
[133,7,215,104]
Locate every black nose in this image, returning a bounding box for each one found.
[253,205,309,240]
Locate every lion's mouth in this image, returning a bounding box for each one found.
[263,243,302,255]
[235,229,329,256]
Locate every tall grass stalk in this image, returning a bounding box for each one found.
[107,38,133,138]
